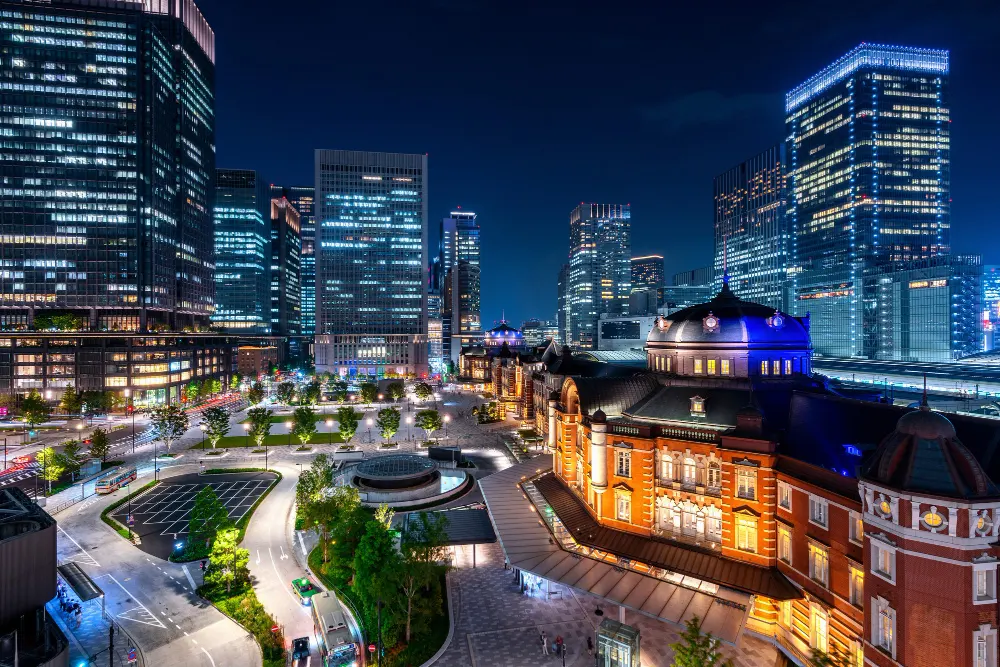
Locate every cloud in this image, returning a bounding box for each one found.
[641,90,783,133]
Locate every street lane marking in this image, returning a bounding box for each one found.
[201,647,216,667]
[269,547,300,605]
[57,525,100,567]
[101,573,166,629]
[297,531,308,557]
[182,564,197,591]
[256,549,261,565]
[279,545,288,560]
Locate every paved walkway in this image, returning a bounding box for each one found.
[433,543,782,667]
[47,593,144,667]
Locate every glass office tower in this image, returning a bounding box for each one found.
[272,185,315,335]
[568,204,631,349]
[440,210,481,364]
[214,170,271,333]
[630,255,664,293]
[314,150,428,377]
[270,198,301,339]
[786,43,950,357]
[713,145,789,310]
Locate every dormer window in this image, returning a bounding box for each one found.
[690,396,705,416]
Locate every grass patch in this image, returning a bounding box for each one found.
[199,583,285,666]
[197,432,343,449]
[517,428,538,439]
[239,415,297,424]
[100,480,160,541]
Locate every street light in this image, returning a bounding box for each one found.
[366,418,373,444]
[242,422,250,450]
[325,419,333,449]
[405,416,413,445]
[125,480,132,540]
[285,420,293,449]
[124,388,135,454]
[444,414,451,439]
[199,423,206,450]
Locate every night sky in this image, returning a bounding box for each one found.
[197,0,1000,327]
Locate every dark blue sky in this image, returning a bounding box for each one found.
[199,0,1000,327]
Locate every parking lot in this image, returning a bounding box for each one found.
[111,470,277,558]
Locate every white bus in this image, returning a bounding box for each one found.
[95,466,137,494]
[311,591,359,667]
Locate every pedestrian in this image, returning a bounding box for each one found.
[74,607,82,628]
[200,559,207,572]
[540,631,549,655]
[555,635,563,656]
[587,636,594,656]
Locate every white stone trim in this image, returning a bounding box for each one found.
[973,624,998,667]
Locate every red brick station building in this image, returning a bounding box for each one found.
[513,281,1000,667]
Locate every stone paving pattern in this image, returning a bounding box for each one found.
[433,543,783,667]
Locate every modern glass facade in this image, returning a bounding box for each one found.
[314,150,428,377]
[270,197,301,338]
[568,204,631,349]
[440,210,481,364]
[631,255,664,292]
[864,255,981,362]
[983,266,1000,351]
[557,263,570,348]
[214,169,271,333]
[0,0,215,332]
[272,185,315,335]
[786,43,950,357]
[713,145,789,310]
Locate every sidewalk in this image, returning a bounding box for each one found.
[46,594,143,667]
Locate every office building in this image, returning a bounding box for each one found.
[568,204,631,349]
[270,198,302,344]
[214,169,272,333]
[983,266,1000,351]
[557,264,571,348]
[521,319,560,347]
[0,0,232,403]
[865,255,981,362]
[272,186,316,336]
[631,255,665,292]
[237,345,279,379]
[786,43,951,357]
[313,150,428,378]
[597,313,657,352]
[440,211,481,365]
[672,267,712,287]
[713,145,789,310]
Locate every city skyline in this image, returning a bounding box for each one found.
[197,0,1000,326]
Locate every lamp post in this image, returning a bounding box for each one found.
[444,414,451,439]
[199,423,206,450]
[405,416,413,446]
[285,420,292,449]
[125,480,132,540]
[243,422,250,450]
[325,419,333,449]
[125,388,135,454]
[366,418,373,444]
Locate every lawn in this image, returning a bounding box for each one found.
[238,415,297,424]
[193,432,344,449]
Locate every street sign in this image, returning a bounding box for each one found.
[126,515,134,527]
[127,648,137,663]
[368,644,376,653]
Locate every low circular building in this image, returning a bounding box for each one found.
[349,454,469,507]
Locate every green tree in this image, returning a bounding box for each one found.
[276,381,296,405]
[150,404,189,453]
[59,386,83,415]
[229,373,242,390]
[808,648,854,667]
[669,616,733,667]
[376,407,401,443]
[201,406,230,450]
[89,427,110,462]
[386,382,405,402]
[246,382,265,406]
[413,382,433,401]
[62,440,84,478]
[35,447,65,494]
[354,516,403,647]
[206,527,249,594]
[291,406,317,447]
[415,409,443,440]
[399,511,450,642]
[80,390,113,419]
[301,381,322,406]
[246,407,272,449]
[185,380,201,403]
[21,390,50,429]
[188,486,232,554]
[208,378,222,396]
[359,382,378,404]
[335,406,360,443]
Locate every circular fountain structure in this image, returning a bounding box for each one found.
[350,454,469,508]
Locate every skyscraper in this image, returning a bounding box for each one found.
[631,255,665,292]
[214,170,271,333]
[713,145,789,310]
[0,0,217,332]
[557,263,570,348]
[313,150,428,378]
[439,210,481,364]
[567,204,631,349]
[270,197,301,341]
[786,43,950,357]
[272,186,316,335]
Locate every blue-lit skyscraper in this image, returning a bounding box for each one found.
[440,210,481,365]
[272,186,315,335]
[313,150,428,377]
[0,0,217,332]
[270,197,301,341]
[713,145,789,310]
[214,169,271,333]
[786,43,950,357]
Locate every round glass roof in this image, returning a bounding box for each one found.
[356,454,436,480]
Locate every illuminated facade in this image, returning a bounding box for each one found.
[864,255,981,362]
[983,266,1000,351]
[314,150,428,377]
[0,0,216,333]
[568,204,632,349]
[521,319,560,347]
[713,145,789,310]
[272,186,315,335]
[631,255,664,292]
[786,43,951,357]
[538,282,1000,666]
[557,263,570,347]
[214,169,271,333]
[442,260,481,366]
[270,197,301,340]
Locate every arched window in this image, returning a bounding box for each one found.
[707,461,721,489]
[682,457,696,485]
[661,453,673,481]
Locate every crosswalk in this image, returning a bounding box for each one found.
[0,462,39,488]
